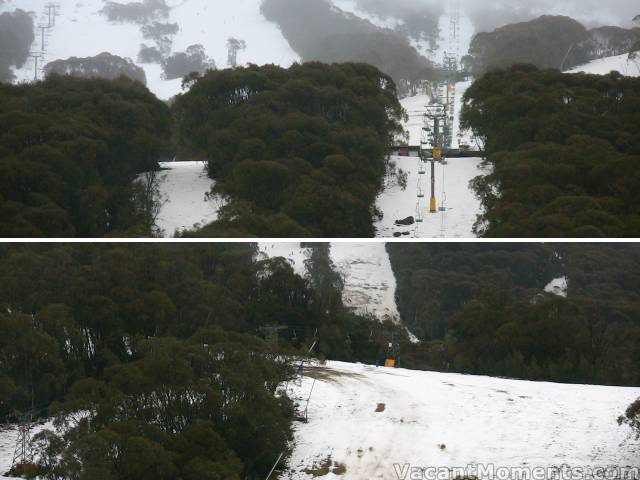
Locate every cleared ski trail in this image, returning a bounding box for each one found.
[284,361,640,480]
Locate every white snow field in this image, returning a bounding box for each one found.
[569,54,640,77]
[0,0,299,99]
[259,243,401,321]
[153,161,224,236]
[284,361,640,480]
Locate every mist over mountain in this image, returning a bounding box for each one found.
[352,0,637,33]
[0,9,34,82]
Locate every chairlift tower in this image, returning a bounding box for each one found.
[384,332,400,368]
[421,104,447,213]
[226,38,246,68]
[44,3,60,27]
[11,413,35,477]
[441,0,461,149]
[28,52,44,81]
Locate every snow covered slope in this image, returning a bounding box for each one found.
[259,243,400,321]
[284,361,640,480]
[154,161,224,236]
[375,155,486,238]
[330,243,399,321]
[569,54,640,77]
[0,0,299,99]
[545,276,569,298]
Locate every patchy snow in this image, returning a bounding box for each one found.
[259,243,400,322]
[330,243,400,322]
[1,0,299,100]
[284,361,640,480]
[544,276,569,298]
[331,0,476,64]
[331,0,404,31]
[569,54,640,77]
[405,327,420,344]
[154,161,224,237]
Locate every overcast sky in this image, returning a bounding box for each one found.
[364,0,638,30]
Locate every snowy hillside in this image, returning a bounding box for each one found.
[329,243,399,321]
[569,53,640,77]
[331,0,476,66]
[0,0,299,99]
[153,161,224,236]
[259,243,400,321]
[284,361,640,480]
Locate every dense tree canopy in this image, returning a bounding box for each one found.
[388,243,640,386]
[0,243,405,478]
[0,75,172,237]
[173,62,405,237]
[44,52,147,84]
[162,44,215,80]
[467,16,591,74]
[461,65,640,237]
[466,15,640,75]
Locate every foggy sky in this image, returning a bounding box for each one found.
[360,0,639,31]
[463,0,639,30]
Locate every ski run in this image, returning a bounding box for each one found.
[282,361,640,479]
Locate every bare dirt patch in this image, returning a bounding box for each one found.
[303,456,347,477]
[376,403,386,412]
[305,365,364,383]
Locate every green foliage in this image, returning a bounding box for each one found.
[618,398,640,439]
[388,243,640,386]
[44,52,147,84]
[0,244,402,417]
[162,44,215,80]
[468,16,591,74]
[0,242,409,477]
[467,15,640,75]
[0,75,172,236]
[461,65,640,237]
[35,334,286,479]
[173,62,404,237]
